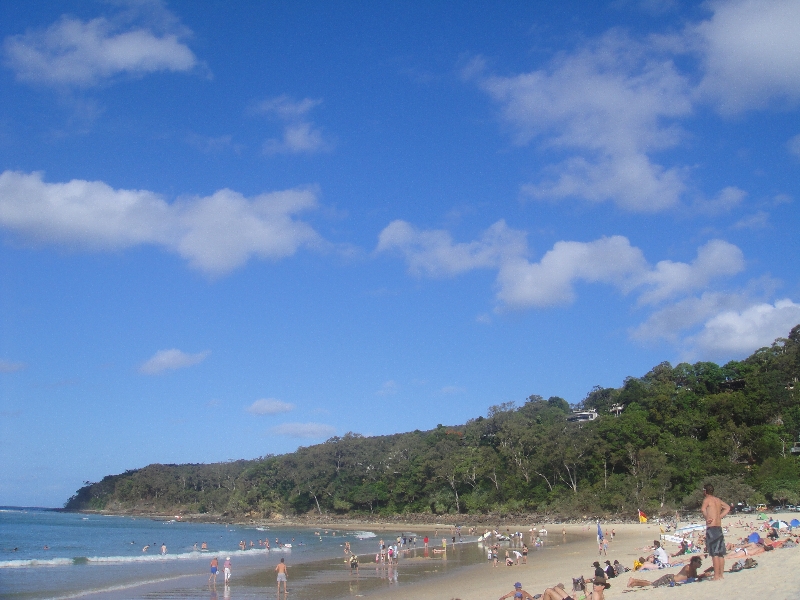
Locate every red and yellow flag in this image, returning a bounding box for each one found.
[638,509,648,523]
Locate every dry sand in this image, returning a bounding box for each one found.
[357,513,800,600]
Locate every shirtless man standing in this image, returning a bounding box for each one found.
[701,483,730,580]
[275,557,288,595]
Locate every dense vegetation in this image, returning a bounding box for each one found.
[67,326,800,519]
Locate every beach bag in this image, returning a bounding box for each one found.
[730,559,744,572]
[743,558,758,569]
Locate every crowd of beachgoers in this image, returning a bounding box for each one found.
[451,511,800,600]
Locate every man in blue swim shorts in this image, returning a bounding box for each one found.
[208,556,218,584]
[701,483,730,580]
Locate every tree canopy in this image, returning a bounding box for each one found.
[66,325,800,519]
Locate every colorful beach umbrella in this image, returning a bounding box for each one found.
[790,519,800,528]
[771,520,789,529]
[748,532,761,543]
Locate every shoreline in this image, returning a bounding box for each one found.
[67,506,700,529]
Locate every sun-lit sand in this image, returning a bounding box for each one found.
[353,513,800,600]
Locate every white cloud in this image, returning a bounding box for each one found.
[688,299,800,356]
[693,186,747,216]
[635,240,745,305]
[692,0,800,114]
[256,95,322,119]
[0,359,26,373]
[139,349,210,375]
[257,95,330,155]
[0,171,323,275]
[378,220,747,312]
[246,398,294,415]
[788,134,800,159]
[263,123,327,155]
[376,219,527,277]
[496,236,647,308]
[270,422,336,439]
[630,290,754,343]
[732,211,770,230]
[3,13,197,86]
[474,31,692,212]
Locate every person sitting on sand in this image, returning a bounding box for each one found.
[498,581,535,600]
[592,561,604,578]
[671,540,690,557]
[627,556,706,588]
[603,560,616,578]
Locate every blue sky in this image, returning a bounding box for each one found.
[1,0,799,507]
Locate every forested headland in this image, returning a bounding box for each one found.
[66,326,800,520]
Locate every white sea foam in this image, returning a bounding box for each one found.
[353,531,377,539]
[0,557,74,568]
[0,547,272,568]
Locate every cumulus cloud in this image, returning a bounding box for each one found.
[472,31,692,212]
[257,95,331,155]
[635,240,745,305]
[0,171,323,275]
[139,349,210,375]
[470,3,800,210]
[0,359,27,373]
[688,299,800,356]
[693,186,747,216]
[630,290,754,343]
[270,422,336,438]
[246,398,294,415]
[376,219,526,277]
[3,9,198,87]
[263,123,327,155]
[377,220,746,311]
[496,236,647,308]
[732,211,770,230]
[692,0,800,114]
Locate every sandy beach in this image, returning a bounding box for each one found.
[350,513,800,600]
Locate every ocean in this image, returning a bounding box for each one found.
[0,507,501,600]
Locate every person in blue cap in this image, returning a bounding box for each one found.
[498,581,535,600]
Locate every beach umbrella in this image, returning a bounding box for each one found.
[771,520,789,529]
[790,519,799,528]
[748,532,761,543]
